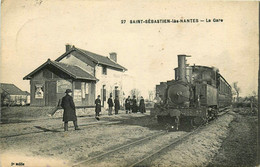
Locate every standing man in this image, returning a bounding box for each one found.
[125,96,131,114]
[107,94,113,115]
[129,97,133,114]
[139,96,146,113]
[114,96,120,115]
[132,95,138,113]
[61,89,80,131]
[95,95,101,118]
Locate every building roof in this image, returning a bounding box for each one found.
[0,83,28,95]
[23,91,30,95]
[56,46,127,71]
[23,59,98,81]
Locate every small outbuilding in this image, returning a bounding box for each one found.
[23,59,98,106]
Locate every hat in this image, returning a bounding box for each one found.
[65,89,72,93]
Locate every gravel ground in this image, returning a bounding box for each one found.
[208,110,258,167]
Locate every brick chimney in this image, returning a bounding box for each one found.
[109,52,117,62]
[66,44,72,52]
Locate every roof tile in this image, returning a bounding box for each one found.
[52,61,97,81]
[76,48,127,71]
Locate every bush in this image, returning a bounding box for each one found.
[233,102,251,108]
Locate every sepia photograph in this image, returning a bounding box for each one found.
[0,0,259,167]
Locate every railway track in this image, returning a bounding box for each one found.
[72,129,190,167]
[72,109,230,167]
[71,130,168,166]
[0,112,151,139]
[0,120,120,138]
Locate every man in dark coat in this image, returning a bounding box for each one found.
[125,96,131,114]
[95,95,101,117]
[132,95,138,113]
[61,89,80,131]
[139,96,146,113]
[107,94,113,115]
[114,96,120,115]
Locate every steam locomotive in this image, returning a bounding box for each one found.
[151,55,232,130]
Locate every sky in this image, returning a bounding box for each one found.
[1,0,259,98]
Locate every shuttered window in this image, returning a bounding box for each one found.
[75,82,81,89]
[102,66,107,75]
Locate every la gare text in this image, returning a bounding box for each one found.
[121,18,223,24]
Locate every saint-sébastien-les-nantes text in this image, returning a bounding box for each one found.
[121,18,223,24]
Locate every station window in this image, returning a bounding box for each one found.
[102,66,107,75]
[75,82,81,89]
[85,83,89,94]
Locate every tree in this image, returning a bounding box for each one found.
[231,89,237,102]
[232,82,241,102]
[130,88,141,99]
[148,90,155,101]
[1,90,10,106]
[250,91,257,107]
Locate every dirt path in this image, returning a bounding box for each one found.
[208,113,257,167]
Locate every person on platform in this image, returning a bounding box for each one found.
[154,94,162,104]
[139,96,146,113]
[61,89,80,131]
[125,96,131,114]
[132,95,138,113]
[129,97,133,113]
[114,96,120,115]
[95,95,101,119]
[107,94,114,115]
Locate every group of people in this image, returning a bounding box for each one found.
[124,95,146,114]
[60,89,146,131]
[95,95,146,117]
[94,94,120,117]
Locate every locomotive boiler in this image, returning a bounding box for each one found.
[152,55,232,130]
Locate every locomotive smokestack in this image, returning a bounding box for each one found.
[177,55,190,82]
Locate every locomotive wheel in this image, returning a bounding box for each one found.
[213,108,219,118]
[157,116,179,131]
[157,116,165,125]
[208,108,219,120]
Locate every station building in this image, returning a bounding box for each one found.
[24,45,127,107]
